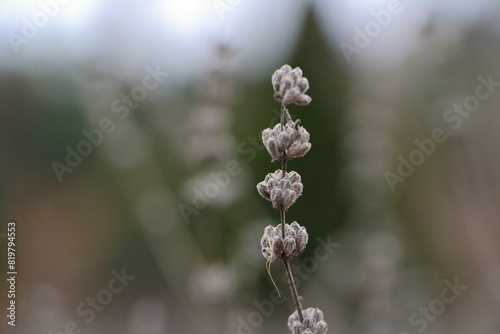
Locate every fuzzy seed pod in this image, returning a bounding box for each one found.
[262,120,311,162]
[272,65,311,106]
[288,307,328,334]
[261,222,308,262]
[256,170,303,210]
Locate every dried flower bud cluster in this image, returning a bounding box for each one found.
[288,307,328,334]
[257,170,303,210]
[262,120,311,162]
[272,65,311,106]
[261,222,308,262]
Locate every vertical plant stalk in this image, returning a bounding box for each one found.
[284,258,304,322]
[280,102,304,322]
[257,65,328,334]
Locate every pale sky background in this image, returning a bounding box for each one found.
[0,0,498,81]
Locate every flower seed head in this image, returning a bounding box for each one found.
[272,65,311,106]
[288,307,328,334]
[262,120,311,162]
[260,222,308,262]
[256,170,303,210]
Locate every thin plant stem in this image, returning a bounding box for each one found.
[282,158,288,177]
[284,258,304,322]
[281,210,286,239]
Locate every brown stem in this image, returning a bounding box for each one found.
[280,210,286,239]
[283,258,304,322]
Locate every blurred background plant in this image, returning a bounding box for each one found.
[1,1,500,333]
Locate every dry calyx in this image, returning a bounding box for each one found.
[262,119,311,162]
[256,170,303,211]
[272,64,311,106]
[288,307,328,334]
[261,222,308,262]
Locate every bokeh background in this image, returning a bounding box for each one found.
[1,0,500,333]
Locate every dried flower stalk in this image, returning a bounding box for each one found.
[257,65,328,334]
